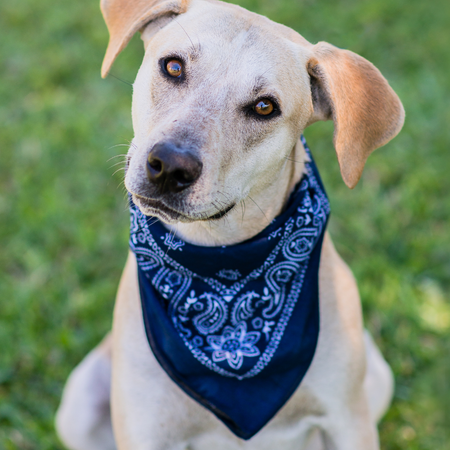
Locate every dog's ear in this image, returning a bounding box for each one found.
[306,42,404,188]
[101,0,189,78]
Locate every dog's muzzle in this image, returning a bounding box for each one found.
[146,142,203,194]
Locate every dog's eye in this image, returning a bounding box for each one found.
[166,59,183,78]
[244,97,280,120]
[253,99,274,116]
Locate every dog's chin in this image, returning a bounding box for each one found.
[132,194,235,224]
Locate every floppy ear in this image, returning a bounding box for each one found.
[100,0,190,78]
[306,42,405,188]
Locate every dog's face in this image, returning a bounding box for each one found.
[127,1,312,223]
[101,0,404,225]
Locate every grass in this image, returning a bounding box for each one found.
[0,0,449,448]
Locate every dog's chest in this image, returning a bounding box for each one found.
[169,386,324,450]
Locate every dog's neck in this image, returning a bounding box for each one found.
[165,139,307,247]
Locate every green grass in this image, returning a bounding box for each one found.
[1,0,449,448]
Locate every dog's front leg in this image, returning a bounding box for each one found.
[111,253,219,450]
[320,394,379,450]
[308,234,381,450]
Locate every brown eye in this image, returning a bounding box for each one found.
[166,59,183,78]
[254,99,274,116]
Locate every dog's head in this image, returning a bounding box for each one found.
[101,0,404,225]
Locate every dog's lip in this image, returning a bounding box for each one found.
[133,194,186,221]
[206,203,236,220]
[132,193,235,222]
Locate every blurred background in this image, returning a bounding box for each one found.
[1,0,449,448]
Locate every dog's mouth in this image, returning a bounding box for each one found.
[206,203,236,220]
[133,194,235,223]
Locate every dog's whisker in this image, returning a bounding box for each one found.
[122,138,137,149]
[112,167,126,177]
[147,217,160,228]
[117,179,127,193]
[128,218,160,237]
[219,190,233,201]
[109,166,125,175]
[108,72,133,87]
[217,193,231,206]
[258,62,278,80]
[247,195,269,224]
[107,152,129,160]
[208,219,213,239]
[109,143,132,150]
[109,160,127,170]
[165,226,178,257]
[172,17,195,49]
[223,212,231,228]
[240,199,246,226]
[284,156,304,164]
[109,158,126,166]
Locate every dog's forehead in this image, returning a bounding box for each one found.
[193,0,312,46]
[145,0,312,75]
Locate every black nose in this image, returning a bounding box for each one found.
[146,142,203,194]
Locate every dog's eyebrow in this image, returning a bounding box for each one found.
[187,43,202,60]
[251,77,270,96]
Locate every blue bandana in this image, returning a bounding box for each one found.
[129,136,330,439]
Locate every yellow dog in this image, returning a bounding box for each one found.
[56,0,404,448]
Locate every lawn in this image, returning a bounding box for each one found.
[1,0,449,448]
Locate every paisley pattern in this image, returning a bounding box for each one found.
[130,136,330,380]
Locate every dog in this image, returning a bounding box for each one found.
[55,0,404,448]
